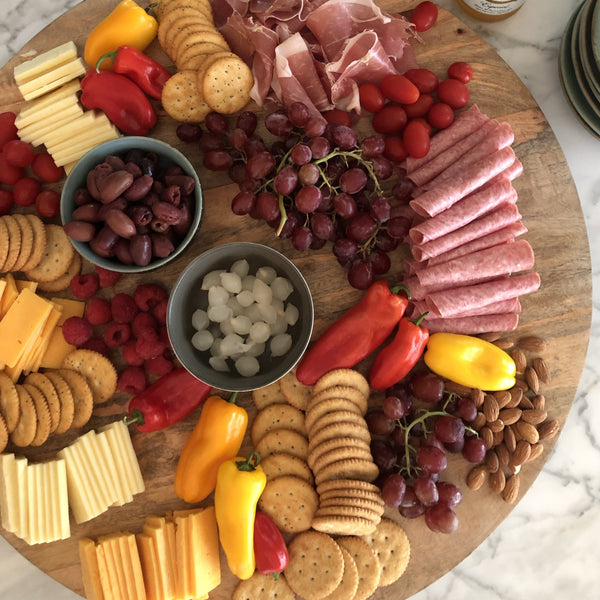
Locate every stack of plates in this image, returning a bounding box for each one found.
[559,0,600,138]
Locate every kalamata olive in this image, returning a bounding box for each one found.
[164,174,195,195]
[151,232,175,258]
[63,221,96,242]
[104,209,137,239]
[87,163,114,200]
[160,185,181,206]
[98,197,127,220]
[150,218,169,233]
[152,201,182,225]
[74,187,93,206]
[127,204,153,226]
[72,202,102,222]
[129,233,152,266]
[124,148,144,165]
[123,174,154,201]
[97,170,134,204]
[105,155,126,171]
[164,165,183,177]
[173,200,192,237]
[114,239,134,264]
[152,179,164,195]
[123,161,142,178]
[140,153,158,176]
[142,190,160,207]
[90,225,119,257]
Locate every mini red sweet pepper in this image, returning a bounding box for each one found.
[124,368,212,432]
[80,69,157,135]
[96,46,172,100]
[295,280,409,385]
[368,313,430,391]
[253,510,289,578]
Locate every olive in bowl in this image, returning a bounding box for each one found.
[167,242,314,392]
[61,136,202,273]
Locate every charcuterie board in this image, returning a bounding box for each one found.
[0,1,592,599]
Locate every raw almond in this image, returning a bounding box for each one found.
[515,420,540,444]
[506,386,523,408]
[480,331,502,343]
[526,442,544,462]
[502,473,520,503]
[521,408,547,425]
[509,348,527,373]
[489,469,506,494]
[499,407,522,426]
[504,425,517,452]
[485,449,499,473]
[537,418,560,441]
[518,395,534,410]
[443,380,473,396]
[532,357,551,384]
[483,394,500,422]
[480,426,493,449]
[494,390,512,409]
[473,411,487,431]
[524,366,540,394]
[488,418,505,433]
[493,337,514,350]
[517,335,547,352]
[493,429,504,446]
[496,442,510,466]
[471,388,485,408]
[467,464,487,490]
[532,394,546,411]
[509,439,531,468]
[513,378,530,393]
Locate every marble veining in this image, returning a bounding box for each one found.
[1,0,599,598]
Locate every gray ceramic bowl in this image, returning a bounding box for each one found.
[167,242,314,392]
[60,136,202,273]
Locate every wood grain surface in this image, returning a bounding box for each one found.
[0,1,592,599]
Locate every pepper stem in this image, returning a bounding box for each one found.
[389,283,411,298]
[123,408,145,427]
[236,451,261,471]
[95,50,118,72]
[227,392,239,404]
[412,312,429,327]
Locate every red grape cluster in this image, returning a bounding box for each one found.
[366,371,485,534]
[178,103,414,290]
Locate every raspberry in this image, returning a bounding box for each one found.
[103,322,132,348]
[85,297,112,325]
[79,337,110,357]
[133,283,168,311]
[144,353,175,377]
[159,324,171,346]
[111,292,139,323]
[135,328,166,360]
[132,311,158,338]
[122,339,144,366]
[152,298,169,325]
[69,273,99,299]
[95,266,122,288]
[117,366,147,395]
[62,316,93,346]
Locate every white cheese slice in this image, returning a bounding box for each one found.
[52,127,120,167]
[19,58,86,101]
[19,104,83,146]
[26,463,38,545]
[42,110,100,148]
[54,458,70,541]
[0,454,18,533]
[59,444,100,524]
[13,41,78,85]
[97,425,131,506]
[15,80,80,127]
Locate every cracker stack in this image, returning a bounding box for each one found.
[157,0,254,122]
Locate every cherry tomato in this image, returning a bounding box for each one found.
[32,152,64,183]
[322,109,352,127]
[359,83,385,113]
[411,117,433,136]
[0,152,24,185]
[404,94,434,119]
[13,176,41,207]
[0,112,18,151]
[404,68,439,94]
[380,74,420,105]
[35,189,61,218]
[403,119,431,159]
[411,1,439,32]
[427,102,455,129]
[437,78,470,109]
[383,136,408,162]
[3,139,35,167]
[0,189,14,215]
[448,61,473,84]
[372,105,408,134]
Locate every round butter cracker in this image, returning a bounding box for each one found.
[61,349,117,405]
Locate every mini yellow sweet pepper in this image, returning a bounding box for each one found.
[84,0,158,69]
[214,452,267,580]
[424,332,516,391]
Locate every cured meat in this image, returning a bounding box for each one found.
[409,146,517,218]
[409,176,515,245]
[425,272,541,318]
[422,313,520,334]
[411,202,521,262]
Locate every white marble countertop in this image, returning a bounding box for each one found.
[1,0,599,598]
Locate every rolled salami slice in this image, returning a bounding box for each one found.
[406,104,489,173]
[425,272,541,318]
[415,239,535,289]
[423,313,520,334]
[409,176,516,245]
[485,157,523,186]
[412,202,521,262]
[409,146,517,218]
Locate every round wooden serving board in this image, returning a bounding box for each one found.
[0,1,592,599]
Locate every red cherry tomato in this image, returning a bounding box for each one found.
[404,94,435,119]
[3,139,35,167]
[322,109,352,127]
[403,119,431,159]
[437,78,470,109]
[427,102,455,129]
[448,61,473,84]
[411,1,439,32]
[383,136,408,162]
[32,152,64,183]
[380,74,420,105]
[0,112,18,151]
[372,105,408,134]
[411,117,433,136]
[0,189,14,215]
[359,83,385,113]
[13,176,41,207]
[0,152,24,185]
[404,68,439,94]
[35,189,61,218]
